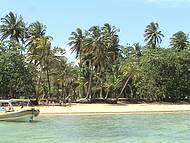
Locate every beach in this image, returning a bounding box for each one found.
[38,103,190,115]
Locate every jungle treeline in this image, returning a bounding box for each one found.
[0,12,189,103]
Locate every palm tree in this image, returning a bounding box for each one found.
[48,47,67,100]
[0,12,26,44]
[118,62,140,99]
[26,21,47,64]
[132,43,142,57]
[68,28,85,59]
[26,21,46,46]
[144,22,164,48]
[32,36,52,98]
[170,31,190,50]
[102,23,120,62]
[83,24,120,99]
[68,28,87,98]
[88,26,108,98]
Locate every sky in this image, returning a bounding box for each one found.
[0,0,190,61]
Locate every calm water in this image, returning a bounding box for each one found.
[1,113,190,143]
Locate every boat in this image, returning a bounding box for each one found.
[0,99,40,122]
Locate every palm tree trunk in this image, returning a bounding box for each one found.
[100,79,103,99]
[129,85,133,99]
[78,56,83,98]
[105,87,109,99]
[99,68,103,99]
[86,69,93,99]
[118,74,131,100]
[46,67,51,97]
[37,69,42,99]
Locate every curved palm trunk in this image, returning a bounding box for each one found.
[117,74,132,100]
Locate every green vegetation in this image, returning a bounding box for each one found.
[0,12,189,103]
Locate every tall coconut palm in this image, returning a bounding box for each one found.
[68,28,85,59]
[102,23,120,62]
[88,26,106,67]
[85,24,120,99]
[68,28,87,98]
[46,47,67,100]
[34,36,52,64]
[170,31,190,50]
[26,21,46,45]
[88,26,108,98]
[31,36,52,98]
[144,22,164,48]
[26,21,47,64]
[0,12,26,44]
[101,23,121,98]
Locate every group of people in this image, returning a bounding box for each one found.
[39,98,71,106]
[0,104,13,112]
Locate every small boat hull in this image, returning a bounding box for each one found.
[0,108,40,122]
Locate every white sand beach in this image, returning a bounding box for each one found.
[37,104,190,115]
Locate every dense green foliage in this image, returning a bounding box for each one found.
[135,48,190,102]
[0,41,35,99]
[0,12,189,103]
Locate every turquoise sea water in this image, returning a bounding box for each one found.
[1,113,190,143]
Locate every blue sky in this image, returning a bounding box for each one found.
[0,0,190,61]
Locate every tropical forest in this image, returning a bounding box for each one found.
[0,12,189,103]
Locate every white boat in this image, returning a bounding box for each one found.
[0,99,40,122]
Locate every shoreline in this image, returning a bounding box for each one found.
[36,103,190,115]
[40,111,190,116]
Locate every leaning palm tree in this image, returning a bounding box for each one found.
[0,12,26,44]
[144,22,164,48]
[118,62,140,99]
[170,31,190,50]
